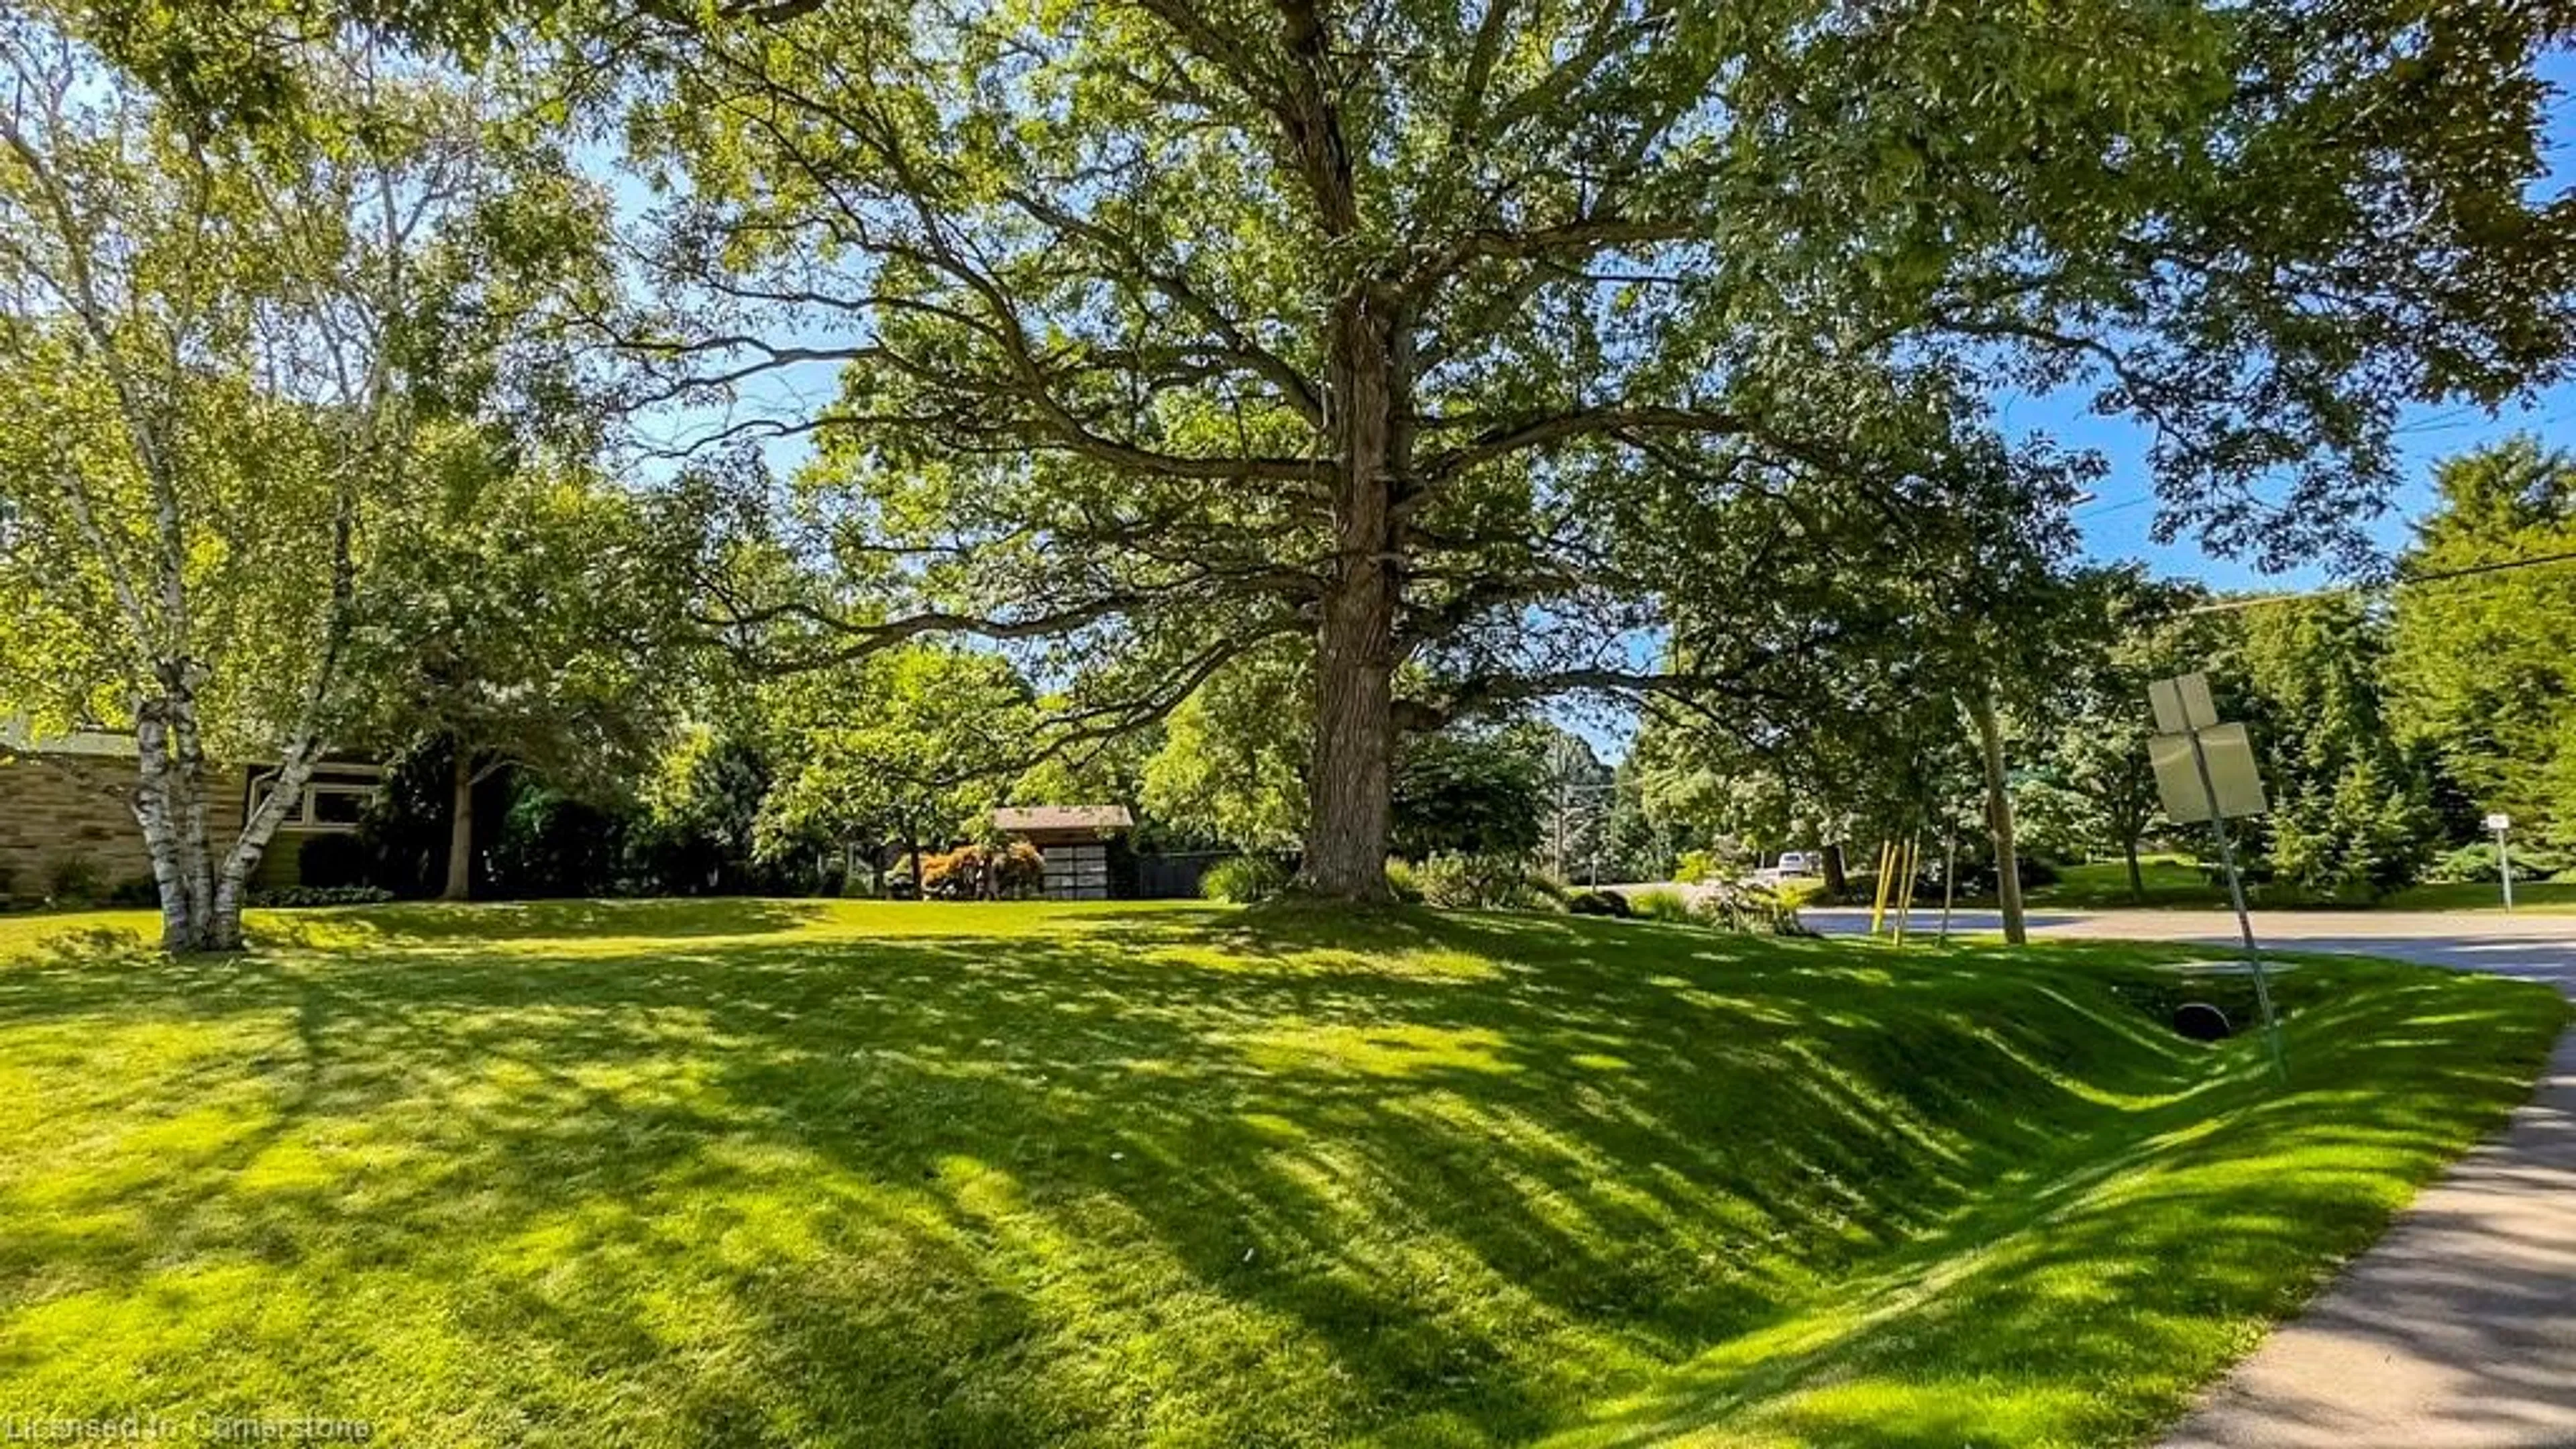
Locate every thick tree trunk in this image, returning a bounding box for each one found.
[144,664,325,953]
[1968,684,2029,945]
[1821,842,1849,902]
[2123,836,2145,902]
[1305,596,1397,898]
[1299,287,1408,902]
[130,663,286,953]
[442,751,474,902]
[131,685,331,952]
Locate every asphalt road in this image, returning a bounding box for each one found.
[1797,902,2576,1448]
[1799,905,2576,994]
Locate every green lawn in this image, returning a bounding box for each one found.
[0,901,2562,1448]
[1843,856,2234,912]
[2001,855,2576,914]
[2030,857,2235,910]
[2379,877,2576,913]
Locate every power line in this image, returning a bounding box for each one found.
[2180,545,2576,614]
[2074,493,2157,519]
[2408,545,2576,586]
[2394,406,2481,435]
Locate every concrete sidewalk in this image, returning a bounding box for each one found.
[1791,904,2576,1444]
[2159,1028,2576,1448]
[1796,905,2576,1446]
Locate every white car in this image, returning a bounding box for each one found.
[1774,851,1820,877]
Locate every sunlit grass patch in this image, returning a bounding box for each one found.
[0,900,2561,1447]
[2031,855,2233,909]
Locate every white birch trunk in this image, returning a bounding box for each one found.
[212,734,333,950]
[168,670,217,943]
[131,700,201,951]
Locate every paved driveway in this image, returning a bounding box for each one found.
[1800,903,2576,1447]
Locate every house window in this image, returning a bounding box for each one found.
[309,786,371,827]
[250,779,295,822]
[251,777,381,832]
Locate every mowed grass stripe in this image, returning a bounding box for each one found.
[0,900,2560,1448]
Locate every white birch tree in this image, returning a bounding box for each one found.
[0,8,570,949]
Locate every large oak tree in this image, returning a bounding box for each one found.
[416,0,2569,895]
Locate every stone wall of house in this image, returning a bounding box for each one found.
[0,754,245,900]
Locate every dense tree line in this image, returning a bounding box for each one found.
[1627,437,2576,904]
[2387,439,2576,859]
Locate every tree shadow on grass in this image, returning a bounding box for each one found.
[0,909,2557,1447]
[256,896,835,948]
[1542,973,2567,1448]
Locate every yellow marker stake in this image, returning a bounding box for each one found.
[1869,840,1895,935]
[1892,835,1919,945]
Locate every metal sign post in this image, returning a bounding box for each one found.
[2486,812,2514,912]
[2149,674,2285,1080]
[1936,831,1957,945]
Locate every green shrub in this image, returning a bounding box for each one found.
[44,854,103,906]
[1937,855,2062,897]
[1674,850,1728,885]
[250,885,396,908]
[1567,889,1633,918]
[1619,882,1805,933]
[1201,855,1291,904]
[1383,859,1424,903]
[1693,879,1807,935]
[1409,853,1474,908]
[1627,887,1693,922]
[105,874,158,908]
[1413,853,1559,910]
[2426,841,2567,883]
[1391,733,1544,860]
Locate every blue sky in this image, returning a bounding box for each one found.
[2021,377,2576,591]
[2036,48,2576,590]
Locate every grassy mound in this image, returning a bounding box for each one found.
[0,901,2561,1447]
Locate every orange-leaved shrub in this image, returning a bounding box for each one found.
[920,841,1046,899]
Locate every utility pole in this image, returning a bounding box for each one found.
[1937,829,1958,944]
[1967,684,2028,945]
[1548,772,1617,883]
[1551,771,1568,879]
